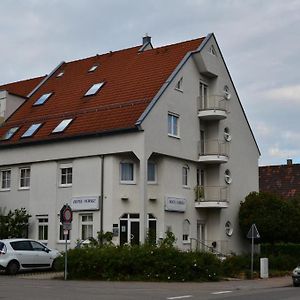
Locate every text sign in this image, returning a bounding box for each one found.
[165,196,186,212]
[71,196,100,211]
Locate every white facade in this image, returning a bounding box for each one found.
[0,35,259,254]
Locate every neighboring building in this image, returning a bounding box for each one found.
[259,159,300,198]
[0,34,260,254]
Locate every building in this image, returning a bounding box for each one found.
[260,159,300,199]
[0,34,260,254]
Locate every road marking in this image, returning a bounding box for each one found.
[211,291,232,295]
[167,295,193,300]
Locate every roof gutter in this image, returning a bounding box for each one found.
[27,61,65,98]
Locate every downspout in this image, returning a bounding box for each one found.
[100,155,105,245]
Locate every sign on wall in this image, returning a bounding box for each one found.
[71,196,100,211]
[165,196,186,212]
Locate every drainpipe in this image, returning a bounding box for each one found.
[100,155,105,245]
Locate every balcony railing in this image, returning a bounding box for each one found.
[198,139,229,163]
[197,95,228,120]
[194,185,229,208]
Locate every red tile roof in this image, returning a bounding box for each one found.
[259,163,300,198]
[0,76,45,98]
[0,37,204,145]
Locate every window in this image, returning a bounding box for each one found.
[120,162,134,183]
[52,119,73,133]
[88,64,99,72]
[21,123,42,138]
[60,164,72,186]
[224,127,232,142]
[200,82,208,109]
[183,219,190,242]
[148,213,157,245]
[19,167,30,189]
[182,165,189,187]
[168,113,179,137]
[59,223,70,241]
[2,127,19,140]
[81,214,93,240]
[224,85,231,100]
[1,169,11,190]
[224,169,232,184]
[33,93,52,106]
[84,82,104,96]
[208,45,217,56]
[147,162,157,183]
[38,217,48,241]
[56,71,64,78]
[175,77,183,91]
[225,221,233,237]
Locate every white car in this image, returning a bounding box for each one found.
[292,264,300,287]
[0,239,60,275]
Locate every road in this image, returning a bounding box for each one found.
[0,274,297,300]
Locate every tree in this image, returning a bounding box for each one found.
[239,192,300,243]
[0,208,31,239]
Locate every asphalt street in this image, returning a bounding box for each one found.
[0,274,296,300]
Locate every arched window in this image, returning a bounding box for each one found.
[183,219,190,242]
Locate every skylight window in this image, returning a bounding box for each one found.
[21,123,42,138]
[88,64,99,72]
[33,93,53,106]
[52,119,73,133]
[56,71,64,78]
[84,82,104,96]
[2,127,19,140]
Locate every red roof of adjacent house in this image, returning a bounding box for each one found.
[0,76,45,98]
[259,161,300,198]
[0,37,204,145]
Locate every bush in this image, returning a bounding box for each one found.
[65,245,221,281]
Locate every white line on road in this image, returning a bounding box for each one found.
[211,291,233,295]
[167,295,193,300]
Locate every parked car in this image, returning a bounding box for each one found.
[292,264,300,287]
[0,238,60,275]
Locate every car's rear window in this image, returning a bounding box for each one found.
[0,242,5,251]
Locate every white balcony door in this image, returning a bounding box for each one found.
[197,221,206,251]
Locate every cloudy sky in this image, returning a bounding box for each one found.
[1,0,299,166]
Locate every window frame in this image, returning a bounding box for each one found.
[120,161,135,184]
[58,222,71,243]
[182,219,191,244]
[175,77,183,92]
[2,127,19,140]
[21,123,42,138]
[168,113,180,138]
[37,217,49,243]
[84,82,105,97]
[52,119,73,133]
[19,167,31,190]
[0,169,11,191]
[147,161,157,184]
[33,92,53,106]
[80,213,93,240]
[59,163,73,187]
[182,165,189,188]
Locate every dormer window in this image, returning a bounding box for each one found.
[175,77,183,92]
[56,71,64,78]
[88,64,99,72]
[21,123,42,138]
[84,82,105,96]
[52,119,73,133]
[2,127,19,140]
[33,93,53,106]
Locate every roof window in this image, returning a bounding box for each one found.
[33,93,53,106]
[21,123,42,138]
[56,71,64,78]
[2,127,19,140]
[84,82,104,96]
[52,119,73,133]
[88,64,99,72]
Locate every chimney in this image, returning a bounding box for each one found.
[287,159,293,165]
[142,34,151,46]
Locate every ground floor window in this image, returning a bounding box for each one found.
[147,213,157,244]
[38,217,48,242]
[182,219,190,242]
[81,214,93,240]
[59,223,71,241]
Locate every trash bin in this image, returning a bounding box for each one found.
[260,258,269,279]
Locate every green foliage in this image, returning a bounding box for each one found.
[239,192,300,243]
[65,244,221,281]
[0,208,31,239]
[88,231,113,247]
[158,230,177,248]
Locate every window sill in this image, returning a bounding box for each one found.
[168,134,180,139]
[18,187,30,191]
[120,181,136,185]
[182,240,191,245]
[57,241,71,244]
[182,185,191,190]
[59,184,72,188]
[174,88,183,93]
[148,181,158,185]
[0,188,11,192]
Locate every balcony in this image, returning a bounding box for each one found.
[197,95,228,120]
[198,139,229,164]
[194,186,229,208]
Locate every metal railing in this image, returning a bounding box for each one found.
[194,185,228,203]
[198,139,229,157]
[189,238,229,257]
[197,95,228,111]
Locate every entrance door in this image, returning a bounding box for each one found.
[197,221,206,251]
[130,221,140,245]
[120,214,140,245]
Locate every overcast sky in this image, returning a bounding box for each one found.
[1,0,299,166]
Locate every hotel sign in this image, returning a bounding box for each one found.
[165,196,186,212]
[71,196,100,211]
